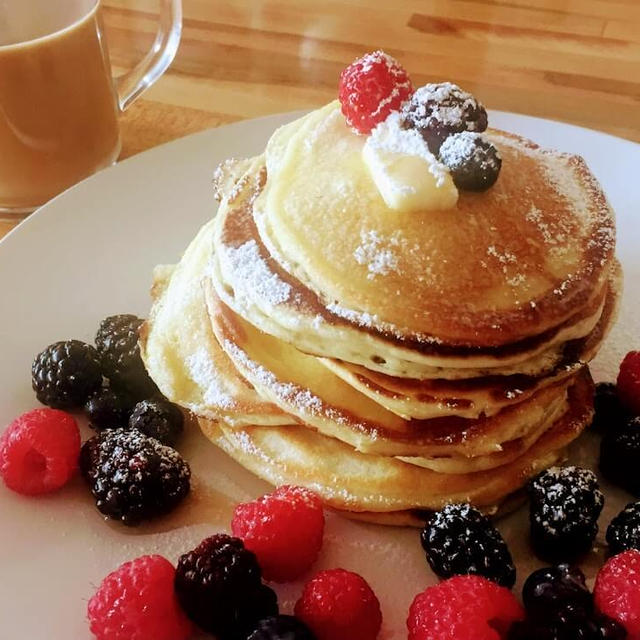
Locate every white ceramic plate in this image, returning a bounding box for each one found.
[0,112,639,639]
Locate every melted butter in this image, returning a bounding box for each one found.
[362,112,458,212]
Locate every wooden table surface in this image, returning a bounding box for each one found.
[2,0,639,238]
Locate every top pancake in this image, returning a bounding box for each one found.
[211,156,615,378]
[254,101,615,348]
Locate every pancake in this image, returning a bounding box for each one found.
[210,147,614,379]
[142,92,617,528]
[206,280,577,458]
[396,412,559,474]
[140,220,291,427]
[141,217,589,480]
[199,367,593,517]
[320,266,620,419]
[257,101,615,347]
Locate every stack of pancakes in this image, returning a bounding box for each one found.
[141,101,619,526]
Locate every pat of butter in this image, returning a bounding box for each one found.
[363,113,458,212]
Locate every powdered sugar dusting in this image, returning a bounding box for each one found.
[372,85,405,118]
[223,340,378,439]
[486,245,529,290]
[185,348,235,409]
[359,50,403,74]
[326,302,380,328]
[439,131,501,169]
[354,230,402,279]
[405,83,485,130]
[365,111,451,188]
[212,158,249,204]
[545,158,590,218]
[325,301,443,344]
[490,132,615,258]
[305,108,344,150]
[487,245,517,265]
[525,204,567,247]
[223,340,324,414]
[224,240,291,306]
[233,429,274,463]
[530,466,604,536]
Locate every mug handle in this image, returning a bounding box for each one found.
[114,0,182,111]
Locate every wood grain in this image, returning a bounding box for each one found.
[2,0,639,237]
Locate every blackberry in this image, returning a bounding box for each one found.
[129,398,184,446]
[438,132,502,192]
[79,428,190,525]
[600,417,640,496]
[420,502,516,587]
[228,584,279,640]
[522,564,592,617]
[592,383,629,434]
[598,616,628,639]
[31,340,102,409]
[527,466,604,561]
[247,615,317,640]
[175,534,277,637]
[95,314,158,400]
[84,386,133,431]
[607,501,640,555]
[508,606,626,640]
[401,82,488,154]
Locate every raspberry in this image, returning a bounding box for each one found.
[438,132,502,192]
[174,533,277,637]
[32,340,103,409]
[232,485,325,582]
[84,386,133,431]
[80,428,190,525]
[618,352,640,415]
[246,615,317,640]
[294,568,381,640]
[408,575,523,640]
[129,398,184,446]
[595,550,640,639]
[95,314,158,400]
[420,503,515,587]
[87,554,192,640]
[607,501,640,555]
[338,50,413,134]
[0,408,80,495]
[527,466,604,561]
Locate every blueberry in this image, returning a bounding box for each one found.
[438,132,501,192]
[522,564,592,616]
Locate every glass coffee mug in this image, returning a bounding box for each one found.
[0,0,182,215]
